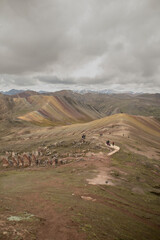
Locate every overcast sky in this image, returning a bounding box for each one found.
[0,0,160,93]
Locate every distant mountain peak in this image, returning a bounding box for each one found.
[0,89,25,95]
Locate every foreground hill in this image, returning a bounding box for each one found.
[0,113,159,160]
[48,113,160,159]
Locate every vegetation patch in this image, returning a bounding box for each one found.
[8,212,37,222]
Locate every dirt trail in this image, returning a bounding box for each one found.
[107,144,120,156]
[87,169,114,185]
[87,143,120,185]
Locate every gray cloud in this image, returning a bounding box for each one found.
[0,74,37,87]
[37,76,75,85]
[0,0,160,93]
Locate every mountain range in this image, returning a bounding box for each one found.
[0,90,160,126]
[0,88,144,95]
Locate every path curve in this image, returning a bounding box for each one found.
[107,144,120,156]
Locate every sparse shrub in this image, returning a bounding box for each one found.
[110,170,120,177]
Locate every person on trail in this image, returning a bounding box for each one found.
[106,140,110,146]
[82,134,86,143]
[82,134,86,140]
[28,153,32,166]
[55,158,58,167]
[112,142,114,146]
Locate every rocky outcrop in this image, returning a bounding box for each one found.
[1,145,71,168]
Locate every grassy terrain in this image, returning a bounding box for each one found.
[0,150,160,240]
[0,112,160,239]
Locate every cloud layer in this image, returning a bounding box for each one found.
[0,0,160,92]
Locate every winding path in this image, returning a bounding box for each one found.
[107,144,120,156]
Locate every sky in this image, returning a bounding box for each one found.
[0,0,160,93]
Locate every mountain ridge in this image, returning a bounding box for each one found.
[0,90,160,127]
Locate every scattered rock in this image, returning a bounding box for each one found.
[81,196,96,202]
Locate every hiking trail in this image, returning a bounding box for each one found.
[107,144,120,156]
[87,143,120,185]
